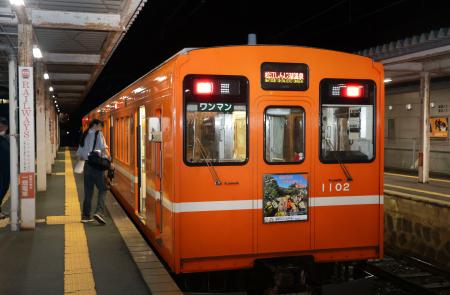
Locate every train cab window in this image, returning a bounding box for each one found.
[320,79,376,163]
[183,75,249,165]
[264,107,305,163]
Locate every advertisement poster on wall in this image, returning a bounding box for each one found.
[18,66,35,199]
[263,173,308,223]
[429,117,448,138]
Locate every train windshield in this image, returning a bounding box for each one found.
[321,105,374,162]
[320,79,375,163]
[185,104,247,164]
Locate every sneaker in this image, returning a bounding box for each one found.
[81,217,94,223]
[93,213,106,225]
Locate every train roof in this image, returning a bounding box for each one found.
[87,45,377,118]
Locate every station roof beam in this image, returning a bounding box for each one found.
[0,0,148,112]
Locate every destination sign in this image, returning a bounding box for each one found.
[197,103,234,112]
[261,62,309,91]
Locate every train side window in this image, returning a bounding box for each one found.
[320,79,376,163]
[264,107,305,163]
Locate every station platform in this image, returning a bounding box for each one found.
[0,149,181,295]
[384,171,450,203]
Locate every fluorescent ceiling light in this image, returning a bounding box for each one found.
[384,78,392,83]
[49,86,54,92]
[43,73,49,80]
[9,0,25,6]
[32,47,43,59]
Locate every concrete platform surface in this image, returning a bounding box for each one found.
[0,149,150,295]
[384,172,450,203]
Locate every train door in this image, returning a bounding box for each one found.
[148,108,163,234]
[137,106,146,220]
[257,98,312,254]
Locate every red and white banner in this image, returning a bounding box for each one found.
[18,66,35,199]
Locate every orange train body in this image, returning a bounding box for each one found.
[84,45,384,274]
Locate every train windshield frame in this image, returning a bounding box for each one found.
[183,74,249,166]
[319,78,376,164]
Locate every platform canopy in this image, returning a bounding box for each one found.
[356,27,450,84]
[0,0,147,111]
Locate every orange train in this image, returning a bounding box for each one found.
[83,45,384,274]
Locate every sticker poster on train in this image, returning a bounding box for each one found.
[263,173,308,223]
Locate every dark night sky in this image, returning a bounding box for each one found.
[62,0,450,139]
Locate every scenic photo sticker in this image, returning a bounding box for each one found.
[263,173,308,223]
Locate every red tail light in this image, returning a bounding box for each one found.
[342,84,364,98]
[194,80,214,95]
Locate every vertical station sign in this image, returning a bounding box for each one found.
[18,66,35,199]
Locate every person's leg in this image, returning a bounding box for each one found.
[0,172,9,218]
[82,164,95,219]
[93,169,107,224]
[0,173,4,216]
[0,173,4,208]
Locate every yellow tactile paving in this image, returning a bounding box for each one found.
[67,290,97,295]
[61,149,97,294]
[64,272,96,293]
[384,183,450,199]
[46,215,82,224]
[384,172,450,184]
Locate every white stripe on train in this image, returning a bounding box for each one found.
[114,167,383,213]
[147,191,383,213]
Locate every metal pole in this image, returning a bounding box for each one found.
[35,62,46,191]
[45,94,52,174]
[418,72,430,183]
[8,54,19,231]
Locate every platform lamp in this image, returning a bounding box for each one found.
[9,0,24,6]
[32,46,43,59]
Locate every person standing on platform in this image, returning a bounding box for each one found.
[77,119,110,225]
[0,117,10,219]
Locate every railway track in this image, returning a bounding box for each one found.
[363,253,450,295]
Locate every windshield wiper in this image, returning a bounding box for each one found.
[325,138,353,182]
[195,137,222,185]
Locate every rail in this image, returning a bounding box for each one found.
[362,252,450,295]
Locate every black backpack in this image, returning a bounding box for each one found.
[87,131,111,171]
